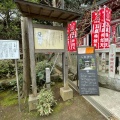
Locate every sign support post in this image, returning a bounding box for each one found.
[15,59,21,112]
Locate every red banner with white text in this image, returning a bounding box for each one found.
[91,10,100,49]
[99,6,111,49]
[91,6,111,49]
[111,25,116,44]
[67,21,77,52]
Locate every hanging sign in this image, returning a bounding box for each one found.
[99,7,105,49]
[77,47,99,95]
[0,40,20,60]
[67,21,77,52]
[111,25,116,44]
[91,10,100,49]
[99,6,111,49]
[104,6,111,48]
[91,6,111,49]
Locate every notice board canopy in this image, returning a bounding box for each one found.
[14,0,80,23]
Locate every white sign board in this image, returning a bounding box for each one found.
[109,44,116,78]
[0,40,20,60]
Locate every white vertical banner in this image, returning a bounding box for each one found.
[109,44,116,78]
[101,53,106,72]
[101,53,106,60]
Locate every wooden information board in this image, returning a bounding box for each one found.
[34,25,64,50]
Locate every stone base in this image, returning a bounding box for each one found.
[28,94,39,112]
[60,87,73,101]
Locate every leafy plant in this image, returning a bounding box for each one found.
[0,74,23,91]
[17,62,23,75]
[0,0,21,40]
[37,88,57,116]
[0,60,23,79]
[0,60,15,79]
[36,60,54,86]
[10,74,23,91]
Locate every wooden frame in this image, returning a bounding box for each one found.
[14,0,80,97]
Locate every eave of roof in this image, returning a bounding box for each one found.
[14,0,80,23]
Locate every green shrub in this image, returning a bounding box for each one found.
[10,74,23,91]
[36,60,54,86]
[0,74,23,91]
[35,53,46,62]
[0,60,15,79]
[0,60,23,79]
[37,88,57,116]
[36,60,53,74]
[17,62,23,75]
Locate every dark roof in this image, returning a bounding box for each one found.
[14,0,80,23]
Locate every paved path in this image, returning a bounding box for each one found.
[89,87,120,120]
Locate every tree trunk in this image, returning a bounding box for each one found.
[21,17,31,97]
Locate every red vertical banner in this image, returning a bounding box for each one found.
[99,7,105,49]
[99,6,111,49]
[91,10,100,49]
[91,6,111,49]
[104,6,111,48]
[67,24,71,51]
[111,25,116,44]
[67,21,77,52]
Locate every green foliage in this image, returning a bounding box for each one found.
[0,60,15,79]
[36,60,52,73]
[0,74,23,91]
[0,0,16,10]
[35,53,46,62]
[0,60,23,79]
[9,74,23,91]
[36,60,54,86]
[0,0,21,40]
[37,88,57,116]
[17,62,23,75]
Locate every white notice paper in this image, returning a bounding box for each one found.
[0,40,20,60]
